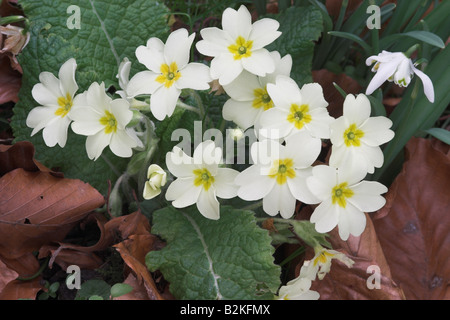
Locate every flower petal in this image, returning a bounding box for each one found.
[307,165,337,201]
[210,53,243,86]
[348,181,387,212]
[164,28,195,69]
[222,5,252,41]
[26,106,58,136]
[263,183,296,219]
[287,168,320,205]
[214,168,239,199]
[150,85,181,120]
[127,71,161,97]
[236,165,275,200]
[413,65,435,103]
[58,58,78,97]
[42,116,71,148]
[343,94,371,126]
[196,27,233,57]
[359,116,394,146]
[249,18,281,50]
[299,83,328,110]
[70,107,103,136]
[222,99,260,130]
[85,131,111,161]
[176,62,211,90]
[310,199,339,233]
[136,37,165,72]
[223,70,260,101]
[365,59,399,95]
[166,177,201,208]
[109,129,137,158]
[337,203,366,240]
[305,107,334,139]
[284,131,321,168]
[329,116,349,147]
[31,83,59,107]
[258,108,293,140]
[197,188,220,220]
[241,48,275,77]
[38,71,62,97]
[166,147,197,178]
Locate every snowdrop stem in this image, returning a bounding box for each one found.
[404,44,420,58]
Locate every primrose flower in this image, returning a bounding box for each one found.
[196,5,281,86]
[329,94,394,174]
[235,132,321,219]
[306,164,388,241]
[26,58,79,148]
[127,28,211,120]
[366,50,434,103]
[70,82,142,161]
[222,51,292,130]
[277,276,320,300]
[165,140,239,220]
[143,164,167,200]
[258,75,334,141]
[300,246,354,281]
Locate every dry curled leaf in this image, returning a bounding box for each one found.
[373,137,450,300]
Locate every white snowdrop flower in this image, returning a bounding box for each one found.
[115,57,147,109]
[26,58,79,148]
[235,131,322,219]
[329,94,394,174]
[306,164,388,241]
[258,75,334,141]
[196,5,281,85]
[70,82,142,161]
[277,276,320,300]
[165,140,239,220]
[366,50,434,103]
[127,28,212,120]
[143,164,167,200]
[222,51,292,130]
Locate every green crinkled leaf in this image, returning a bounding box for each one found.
[146,205,281,300]
[11,0,170,194]
[265,5,323,86]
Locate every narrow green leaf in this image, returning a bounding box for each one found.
[380,31,445,49]
[424,128,450,145]
[328,31,372,54]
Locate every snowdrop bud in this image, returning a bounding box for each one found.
[143,164,167,200]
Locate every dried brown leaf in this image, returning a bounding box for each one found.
[373,137,450,300]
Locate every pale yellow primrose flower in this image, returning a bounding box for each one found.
[70,82,142,161]
[127,28,211,121]
[222,51,292,131]
[306,164,387,241]
[143,164,167,200]
[366,50,434,103]
[26,58,79,148]
[235,131,321,219]
[258,75,334,141]
[165,140,239,220]
[196,5,281,86]
[300,246,354,281]
[329,94,394,174]
[277,276,320,300]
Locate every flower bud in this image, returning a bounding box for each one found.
[143,164,167,200]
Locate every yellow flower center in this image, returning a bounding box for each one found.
[228,36,253,60]
[331,182,354,208]
[193,168,215,191]
[156,62,181,88]
[99,110,118,134]
[286,104,312,129]
[313,251,335,266]
[55,93,73,118]
[343,123,364,147]
[253,87,273,111]
[268,158,296,185]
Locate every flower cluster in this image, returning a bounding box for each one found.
[25,4,436,301]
